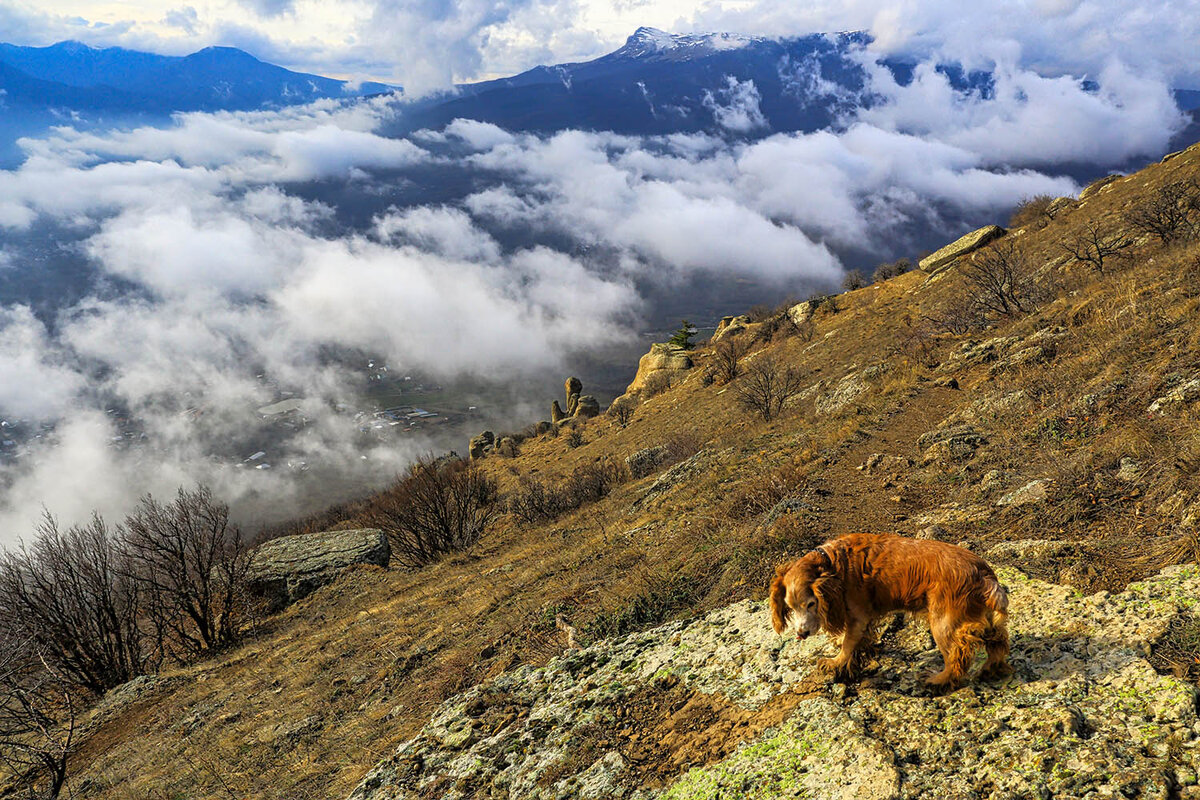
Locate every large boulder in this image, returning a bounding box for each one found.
[573,395,600,419]
[918,225,1006,273]
[623,343,693,396]
[349,564,1200,800]
[469,430,495,459]
[246,528,390,611]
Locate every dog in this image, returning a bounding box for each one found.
[769,533,1010,689]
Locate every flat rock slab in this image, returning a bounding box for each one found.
[919,225,1006,273]
[349,564,1200,799]
[246,528,389,611]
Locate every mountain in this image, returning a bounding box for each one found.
[0,40,397,113]
[390,28,877,137]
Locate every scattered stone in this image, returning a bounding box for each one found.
[997,479,1050,507]
[987,539,1077,562]
[787,301,815,328]
[245,529,390,611]
[918,225,1006,273]
[916,525,948,541]
[1149,377,1200,414]
[918,423,988,464]
[858,453,913,474]
[978,469,1011,492]
[1116,457,1141,482]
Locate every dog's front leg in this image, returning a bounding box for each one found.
[817,620,867,680]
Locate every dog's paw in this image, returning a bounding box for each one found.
[978,662,1014,681]
[816,657,840,674]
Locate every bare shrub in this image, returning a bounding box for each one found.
[0,515,146,694]
[725,461,809,519]
[565,428,584,449]
[1123,179,1200,246]
[873,257,912,283]
[735,357,806,422]
[711,337,750,384]
[0,646,77,799]
[123,487,249,659]
[924,294,983,335]
[890,314,939,367]
[1059,220,1135,274]
[608,397,636,428]
[359,457,499,569]
[508,460,627,524]
[960,240,1042,318]
[1008,194,1055,229]
[841,270,867,291]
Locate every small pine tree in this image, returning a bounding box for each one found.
[668,320,697,350]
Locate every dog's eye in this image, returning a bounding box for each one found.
[806,600,816,609]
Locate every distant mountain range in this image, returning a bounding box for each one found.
[0,40,396,113]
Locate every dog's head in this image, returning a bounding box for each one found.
[769,548,846,639]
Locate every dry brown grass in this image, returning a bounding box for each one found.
[37,140,1200,798]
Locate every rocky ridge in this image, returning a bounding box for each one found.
[349,564,1200,799]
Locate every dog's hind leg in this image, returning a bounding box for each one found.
[926,613,978,690]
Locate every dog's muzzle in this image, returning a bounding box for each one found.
[796,631,809,641]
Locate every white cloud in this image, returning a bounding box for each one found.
[702,76,768,133]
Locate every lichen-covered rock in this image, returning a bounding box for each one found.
[1149,377,1200,414]
[918,423,988,464]
[246,529,389,611]
[348,565,1200,800]
[816,372,867,415]
[1079,173,1122,200]
[918,225,1006,273]
[997,478,1050,507]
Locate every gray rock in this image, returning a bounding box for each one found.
[918,423,988,464]
[997,479,1050,507]
[987,538,1077,561]
[816,372,868,415]
[349,564,1200,800]
[1079,173,1121,199]
[246,529,389,611]
[1117,457,1141,482]
[1149,377,1200,414]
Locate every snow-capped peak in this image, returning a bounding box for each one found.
[618,27,760,59]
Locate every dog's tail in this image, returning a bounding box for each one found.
[981,570,1009,627]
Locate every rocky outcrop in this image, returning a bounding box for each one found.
[626,445,669,479]
[1149,376,1200,414]
[918,225,1006,273]
[997,478,1051,507]
[575,395,600,419]
[469,430,495,459]
[623,343,693,397]
[551,377,599,422]
[917,423,988,464]
[1079,173,1122,200]
[245,529,390,611]
[711,315,750,342]
[348,564,1200,800]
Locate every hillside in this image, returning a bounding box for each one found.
[25,138,1200,798]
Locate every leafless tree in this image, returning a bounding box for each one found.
[711,337,751,384]
[924,294,983,335]
[1059,220,1135,274]
[360,457,499,569]
[1123,179,1200,246]
[735,357,806,421]
[0,644,77,799]
[0,514,146,694]
[841,270,867,291]
[607,397,635,428]
[959,240,1041,317]
[122,486,249,660]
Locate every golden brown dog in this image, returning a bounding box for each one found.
[770,533,1010,689]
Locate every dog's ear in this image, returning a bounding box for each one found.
[769,564,791,634]
[813,575,846,634]
[814,547,835,576]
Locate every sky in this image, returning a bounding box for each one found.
[3,0,1200,94]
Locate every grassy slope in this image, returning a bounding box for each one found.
[56,141,1200,799]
